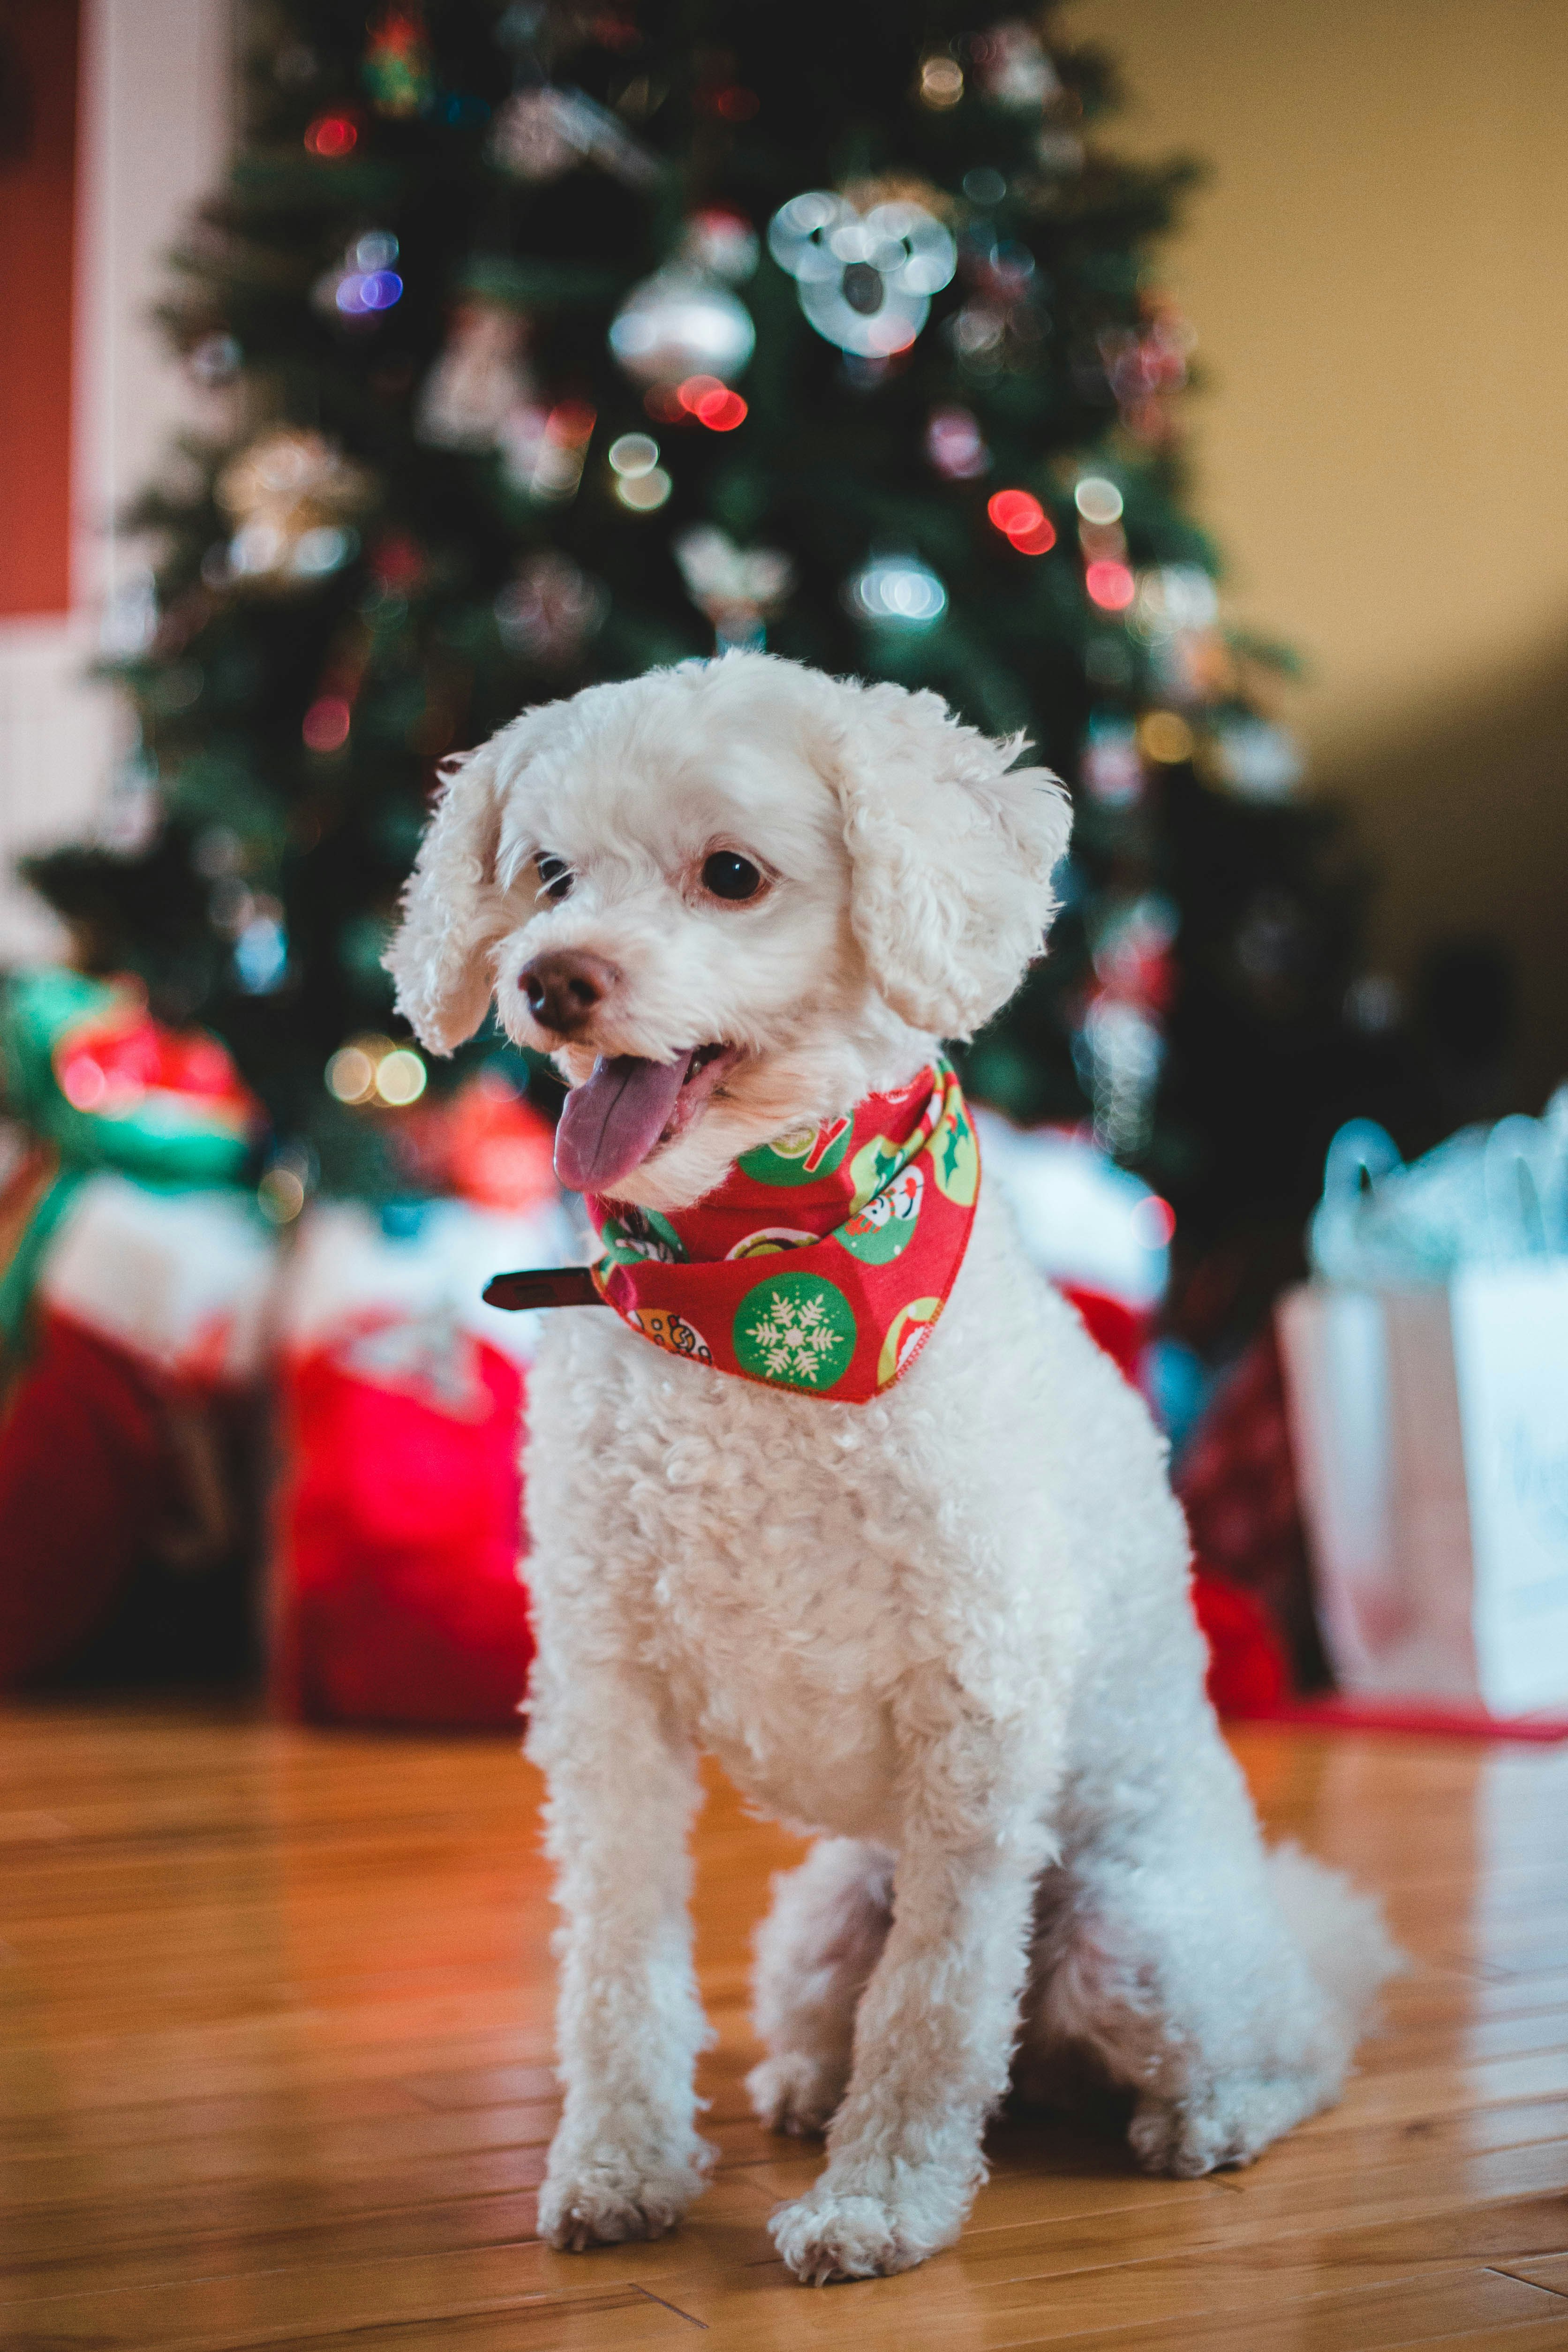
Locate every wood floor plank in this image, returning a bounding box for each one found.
[1501,2258,1568,2294]
[3,1701,1567,2351]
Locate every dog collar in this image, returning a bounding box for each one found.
[581,1059,980,1401]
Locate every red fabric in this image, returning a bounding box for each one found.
[272,1318,534,1727]
[1190,1565,1290,1716]
[588,1062,980,1399]
[0,1312,169,1682]
[52,992,258,1133]
[1047,1295,1289,1718]
[1228,1695,1568,1744]
[1058,1285,1148,1384]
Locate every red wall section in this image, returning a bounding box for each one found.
[0,0,81,618]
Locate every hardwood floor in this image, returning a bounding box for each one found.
[1,1701,1566,2351]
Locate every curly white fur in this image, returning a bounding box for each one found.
[387,652,1399,2287]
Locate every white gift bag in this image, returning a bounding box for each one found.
[1279,1099,1568,1716]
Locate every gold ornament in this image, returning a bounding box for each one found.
[215,430,374,592]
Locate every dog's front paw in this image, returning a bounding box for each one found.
[747,2051,846,2138]
[539,2137,707,2252]
[769,2183,947,2285]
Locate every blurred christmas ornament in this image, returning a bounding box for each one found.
[679,207,759,283]
[1080,712,1144,808]
[362,4,433,118]
[609,264,754,388]
[215,428,373,591]
[1132,562,1218,640]
[187,331,241,384]
[1212,718,1304,802]
[769,189,956,359]
[843,550,947,630]
[312,230,404,322]
[972,19,1060,110]
[489,84,658,186]
[926,404,989,479]
[1092,893,1179,1013]
[501,398,596,503]
[1075,893,1180,1160]
[494,551,608,666]
[416,300,536,451]
[1077,995,1164,1161]
[1099,294,1195,442]
[674,526,794,652]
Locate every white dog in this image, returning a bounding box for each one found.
[387,651,1397,2286]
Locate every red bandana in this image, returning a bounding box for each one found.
[586,1061,980,1402]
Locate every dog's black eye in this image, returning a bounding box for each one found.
[702,852,764,902]
[536,854,573,902]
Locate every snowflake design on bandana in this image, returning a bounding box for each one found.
[733,1270,856,1391]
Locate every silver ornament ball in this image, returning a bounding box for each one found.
[608,268,755,386]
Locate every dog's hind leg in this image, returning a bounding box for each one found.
[1023,1797,1397,2178]
[748,1839,894,2137]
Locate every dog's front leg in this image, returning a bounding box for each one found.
[529,1671,710,2250]
[770,1687,1054,2284]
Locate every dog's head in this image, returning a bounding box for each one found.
[386,653,1070,1209]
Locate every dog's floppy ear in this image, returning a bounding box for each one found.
[384,729,514,1054]
[824,678,1072,1038]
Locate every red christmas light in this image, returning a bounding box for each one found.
[1008,516,1056,555]
[1085,559,1136,611]
[694,387,747,431]
[986,489,1056,555]
[302,696,353,753]
[305,113,359,158]
[987,489,1041,535]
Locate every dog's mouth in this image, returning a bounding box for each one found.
[553,1042,745,1195]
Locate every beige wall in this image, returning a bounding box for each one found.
[1067,0,1568,1108]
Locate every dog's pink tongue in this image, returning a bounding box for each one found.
[554,1051,694,1195]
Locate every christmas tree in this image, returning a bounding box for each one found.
[24,0,1378,1252]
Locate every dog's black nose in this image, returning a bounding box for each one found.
[520,948,619,1037]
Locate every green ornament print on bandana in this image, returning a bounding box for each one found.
[733,1269,857,1392]
[585,1060,979,1404]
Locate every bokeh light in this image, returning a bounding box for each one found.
[1075,475,1125,525]
[1139,711,1196,765]
[375,1047,428,1106]
[257,1165,306,1222]
[302,696,352,753]
[304,113,357,157]
[846,553,948,628]
[325,1044,378,1104]
[693,386,747,430]
[987,489,1057,555]
[1085,560,1137,611]
[919,54,964,107]
[614,466,672,511]
[607,433,660,477]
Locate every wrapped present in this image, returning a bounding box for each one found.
[0,968,268,1684]
[269,1191,571,1727]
